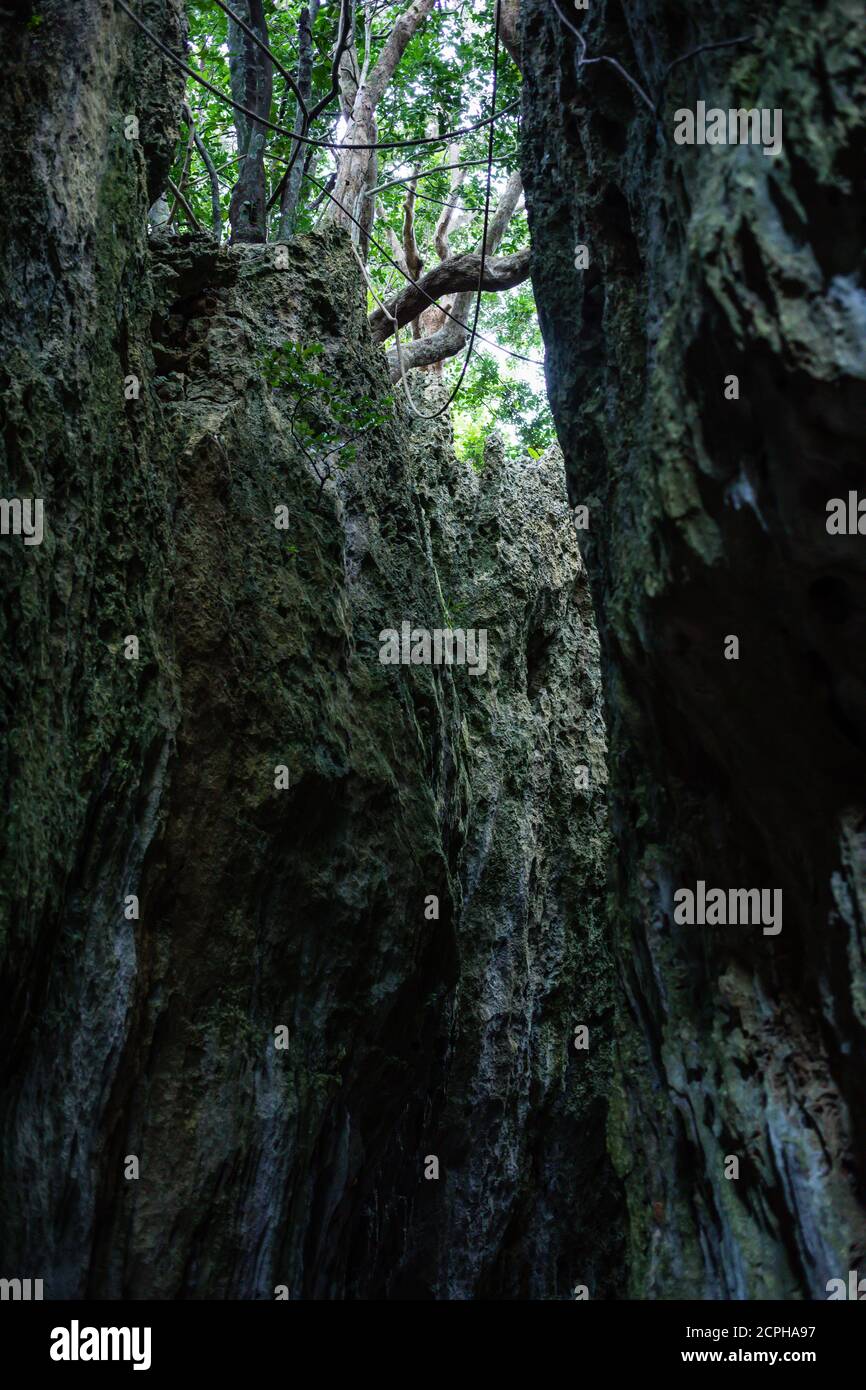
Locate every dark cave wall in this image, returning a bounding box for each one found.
[0,1,621,1299]
[0,0,187,1296]
[521,0,866,1296]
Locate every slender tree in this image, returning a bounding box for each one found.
[227,0,273,242]
[327,0,436,258]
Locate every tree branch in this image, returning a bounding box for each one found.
[182,103,222,242]
[212,0,309,117]
[166,177,205,233]
[378,170,525,380]
[167,120,195,226]
[365,0,436,109]
[303,167,543,366]
[368,154,515,198]
[433,154,466,261]
[308,0,354,121]
[369,247,530,343]
[329,0,436,248]
[276,0,321,237]
[402,172,423,280]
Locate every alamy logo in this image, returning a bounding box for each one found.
[0,1277,43,1299]
[826,1270,866,1300]
[826,493,866,534]
[379,622,488,676]
[0,497,44,545]
[50,1320,152,1372]
[674,102,783,157]
[673,881,782,935]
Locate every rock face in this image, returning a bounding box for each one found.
[0,0,187,1297]
[521,0,866,1297]
[0,2,620,1298]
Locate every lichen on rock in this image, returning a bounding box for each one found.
[521,0,866,1298]
[0,5,621,1291]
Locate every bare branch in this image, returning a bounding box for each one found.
[329,0,436,247]
[384,223,410,277]
[377,170,526,379]
[303,168,543,366]
[182,103,222,242]
[166,177,205,234]
[368,153,516,198]
[168,119,196,226]
[369,247,530,343]
[483,170,523,250]
[402,173,423,280]
[433,149,466,260]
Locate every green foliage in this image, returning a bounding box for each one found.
[451,344,554,469]
[453,414,487,472]
[261,340,330,395]
[440,594,470,626]
[261,340,394,489]
[177,1,551,474]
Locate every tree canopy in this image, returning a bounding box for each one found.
[151,0,552,461]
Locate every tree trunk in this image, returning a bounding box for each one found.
[328,0,436,256]
[277,0,321,240]
[227,0,273,243]
[370,247,531,344]
[384,172,524,380]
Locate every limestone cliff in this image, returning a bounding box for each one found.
[521,0,866,1297]
[0,1,618,1298]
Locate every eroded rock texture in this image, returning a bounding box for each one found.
[522,0,866,1297]
[0,1,620,1298]
[0,0,187,1297]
